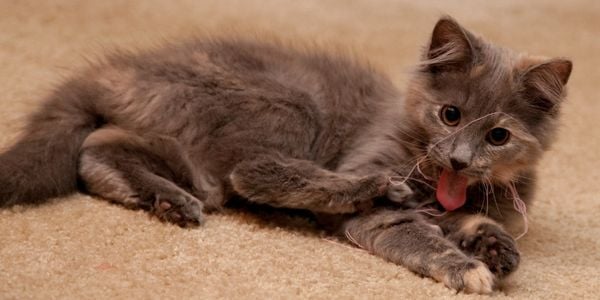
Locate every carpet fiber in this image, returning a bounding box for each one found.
[1,1,598,299]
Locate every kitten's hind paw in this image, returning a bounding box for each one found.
[153,193,204,227]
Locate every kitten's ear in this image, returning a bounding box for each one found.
[422,16,476,73]
[521,58,573,113]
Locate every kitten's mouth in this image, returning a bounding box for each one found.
[435,168,469,211]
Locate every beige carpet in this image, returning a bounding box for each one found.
[1,1,599,299]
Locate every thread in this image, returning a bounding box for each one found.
[508,181,529,240]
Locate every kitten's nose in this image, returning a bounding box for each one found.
[449,142,472,171]
[450,158,468,171]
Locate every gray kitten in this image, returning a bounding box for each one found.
[0,17,571,294]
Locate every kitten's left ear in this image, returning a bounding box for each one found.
[422,16,477,73]
[521,58,573,113]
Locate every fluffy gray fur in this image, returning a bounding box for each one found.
[0,17,571,294]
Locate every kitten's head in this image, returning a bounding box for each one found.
[404,17,572,210]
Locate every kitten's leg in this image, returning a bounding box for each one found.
[78,127,205,227]
[229,155,388,214]
[342,209,495,294]
[434,214,520,278]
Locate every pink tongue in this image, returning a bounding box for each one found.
[436,169,469,211]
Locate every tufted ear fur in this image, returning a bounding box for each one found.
[422,16,477,73]
[521,58,572,113]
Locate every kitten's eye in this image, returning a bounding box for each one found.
[487,128,511,146]
[440,105,461,126]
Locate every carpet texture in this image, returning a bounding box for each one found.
[1,1,598,299]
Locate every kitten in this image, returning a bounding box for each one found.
[0,17,571,294]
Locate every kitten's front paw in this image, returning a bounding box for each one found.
[440,258,495,294]
[460,260,495,294]
[345,174,391,212]
[432,255,496,294]
[153,193,204,227]
[459,223,520,278]
[386,179,416,205]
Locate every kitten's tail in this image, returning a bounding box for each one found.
[0,78,104,207]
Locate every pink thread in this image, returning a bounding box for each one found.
[416,158,434,181]
[344,230,365,250]
[427,112,505,155]
[388,175,410,186]
[386,112,529,237]
[389,112,508,192]
[388,156,435,187]
[388,158,422,186]
[388,175,435,190]
[508,182,529,240]
[415,208,447,217]
[321,237,365,252]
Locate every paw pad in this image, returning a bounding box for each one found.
[461,223,520,278]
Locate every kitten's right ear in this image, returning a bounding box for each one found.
[422,16,475,73]
[520,58,573,113]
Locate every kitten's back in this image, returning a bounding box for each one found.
[0,37,397,206]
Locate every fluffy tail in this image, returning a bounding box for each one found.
[0,79,103,207]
